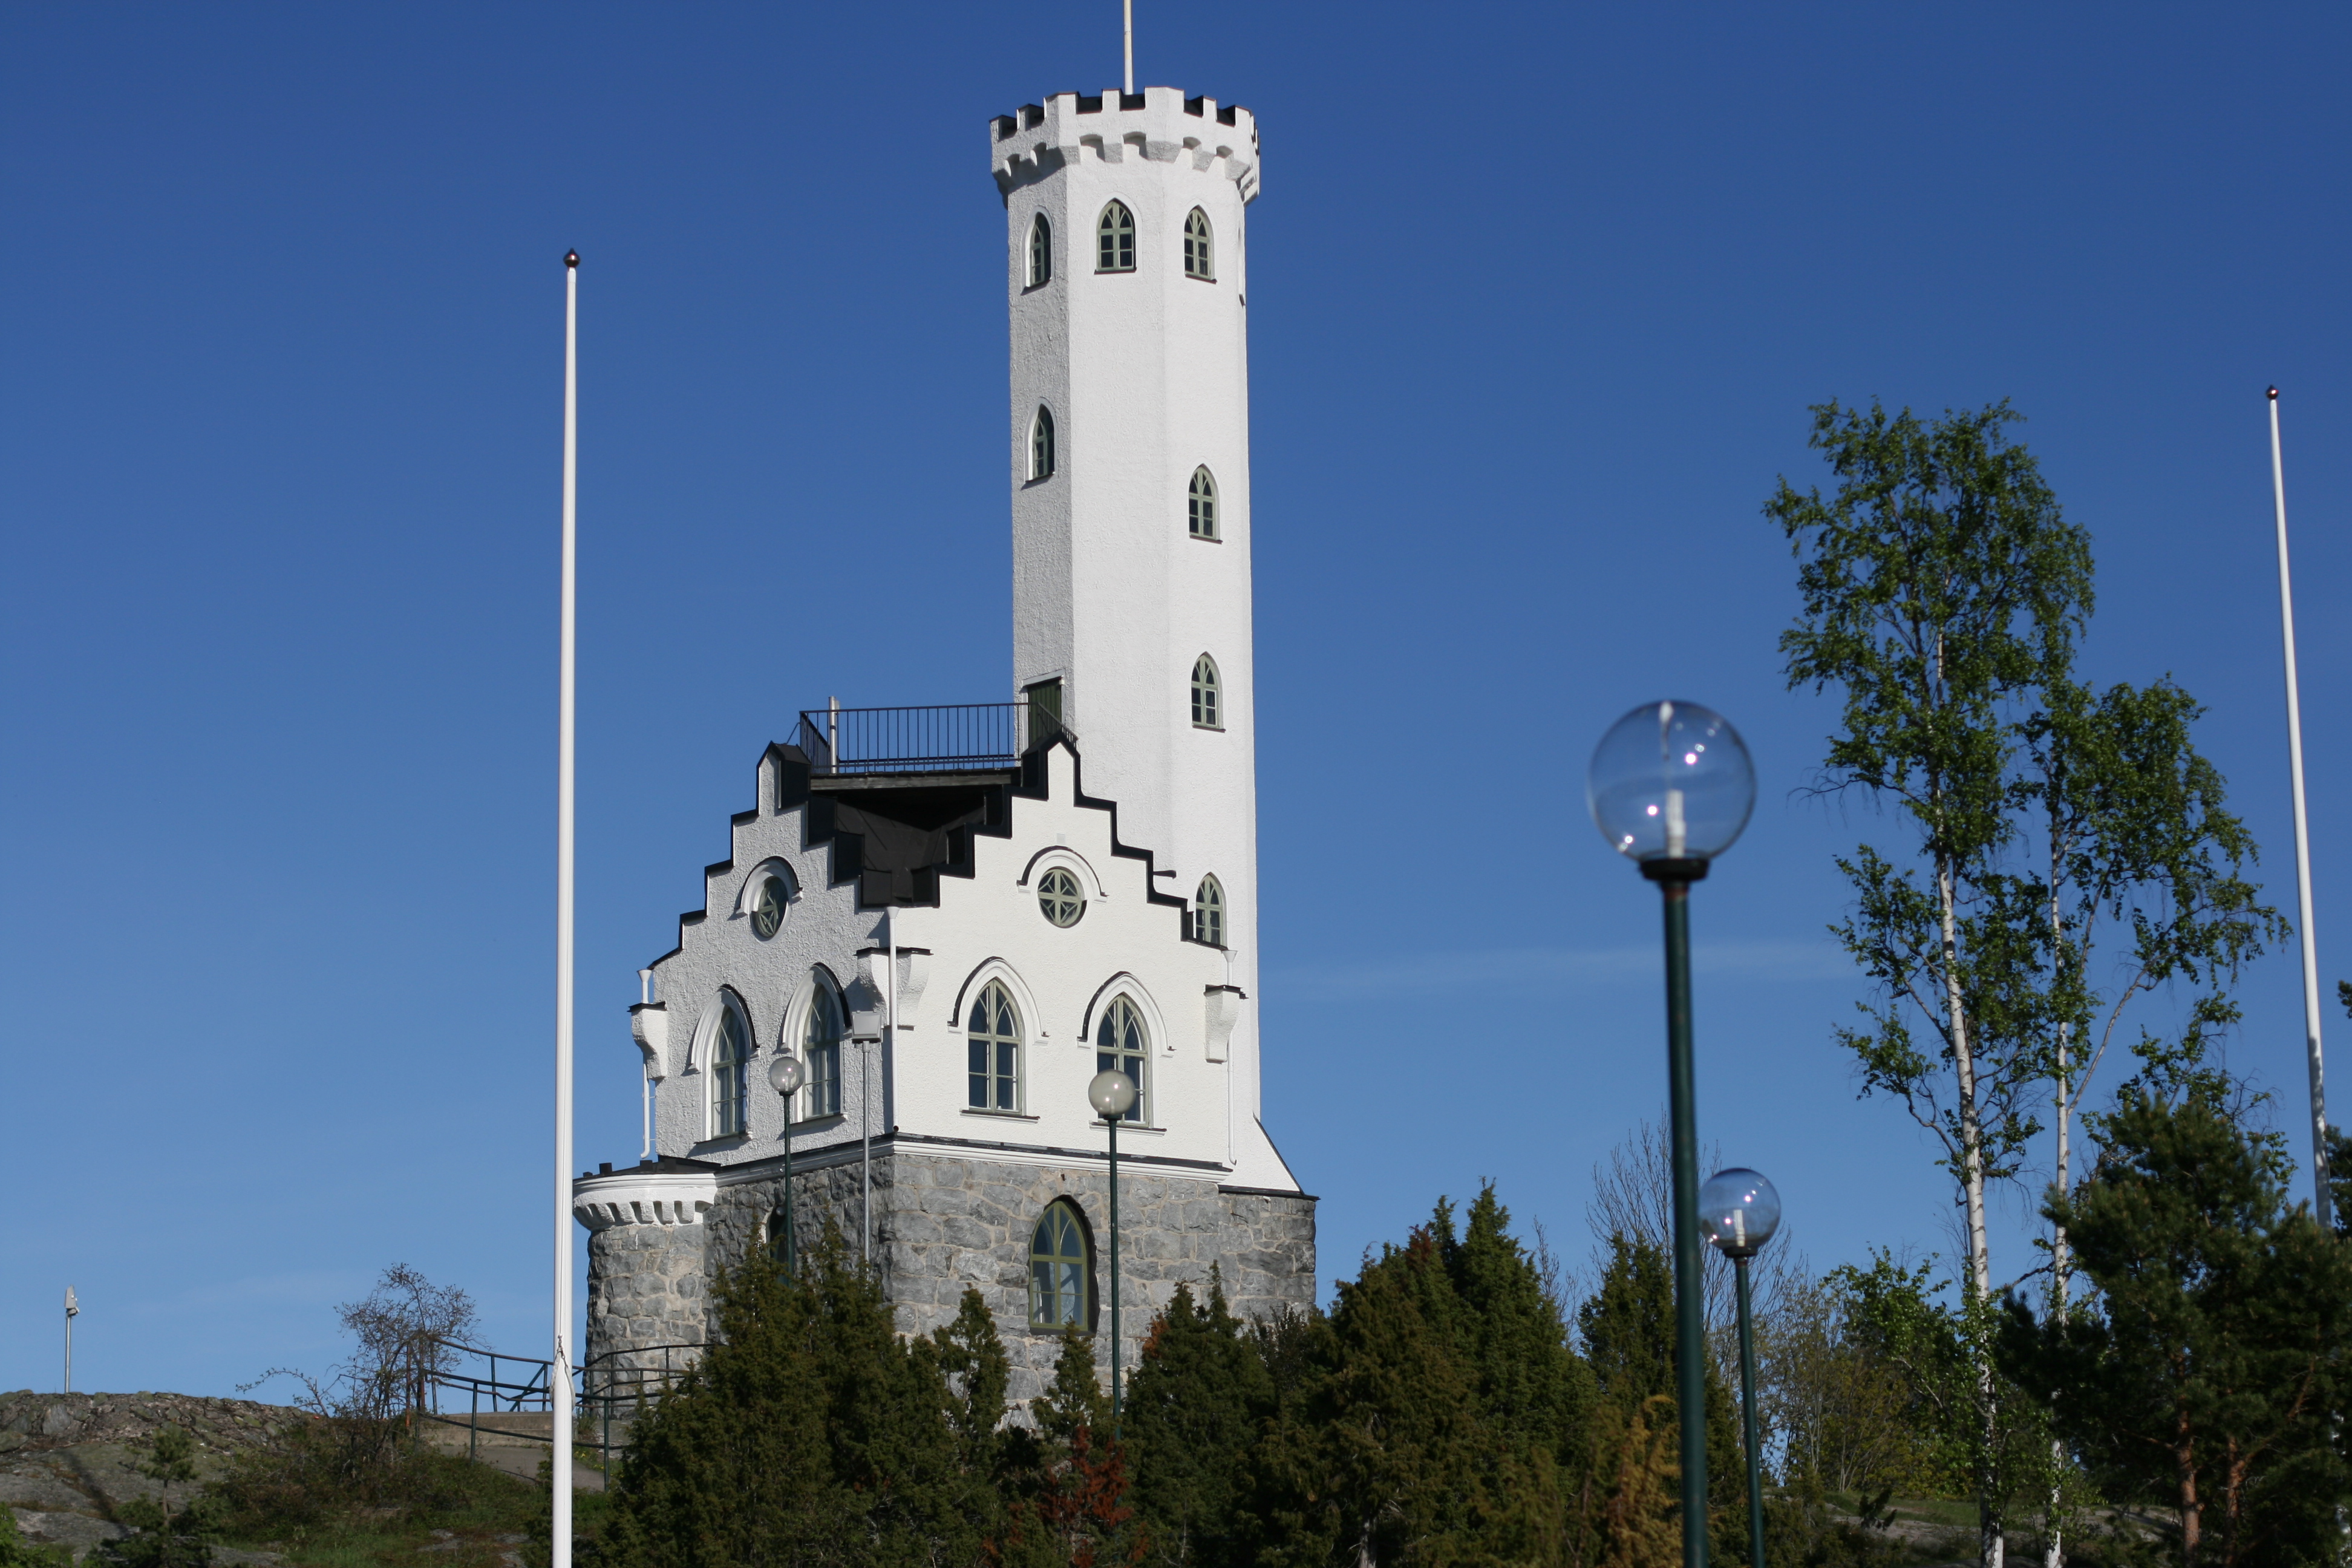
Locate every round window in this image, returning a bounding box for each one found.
[750,874,788,939]
[1037,867,1086,928]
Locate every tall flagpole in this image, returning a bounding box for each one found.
[553,249,580,1564]
[2267,385,2331,1231]
[1123,0,1133,94]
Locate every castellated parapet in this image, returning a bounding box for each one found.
[991,85,1259,202]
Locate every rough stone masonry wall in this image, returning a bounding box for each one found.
[697,1146,1316,1408]
[583,1214,711,1383]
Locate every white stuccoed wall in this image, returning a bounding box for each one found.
[994,87,1267,1149]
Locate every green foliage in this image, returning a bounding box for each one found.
[998,1330,1144,1568]
[590,1223,979,1568]
[1999,1088,2352,1566]
[104,1426,216,1568]
[1123,1273,1273,1568]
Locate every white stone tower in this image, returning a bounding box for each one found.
[992,86,1265,1128]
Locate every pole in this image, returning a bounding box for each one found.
[1123,0,1134,95]
[552,248,580,1565]
[1651,864,1710,1568]
[64,1288,76,1394]
[2267,387,2331,1230]
[1108,1109,1123,1422]
[861,1036,872,1267]
[1735,1256,1764,1568]
[782,1111,797,1277]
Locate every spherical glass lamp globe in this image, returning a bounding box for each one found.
[766,1053,805,1097]
[1587,701,1756,864]
[1700,1168,1781,1258]
[1088,1069,1137,1119]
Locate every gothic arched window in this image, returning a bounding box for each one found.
[1027,213,1051,287]
[802,982,843,1120]
[1030,407,1056,481]
[711,997,751,1137]
[1188,466,1218,540]
[1095,995,1148,1124]
[1183,207,1214,279]
[1029,1200,1093,1328]
[1192,875,1226,947]
[968,981,1022,1112]
[1191,655,1222,730]
[1097,201,1135,272]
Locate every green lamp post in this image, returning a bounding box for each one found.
[1703,1166,1783,1568]
[1588,699,1756,1568]
[766,1051,805,1276]
[1087,1067,1137,1421]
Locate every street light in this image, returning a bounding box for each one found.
[767,1052,806,1278]
[1589,699,1756,1568]
[1088,1068,1137,1421]
[1703,1167,1782,1568]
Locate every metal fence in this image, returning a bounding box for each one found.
[422,1338,702,1471]
[794,702,1065,775]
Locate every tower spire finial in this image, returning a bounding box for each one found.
[1123,0,1133,94]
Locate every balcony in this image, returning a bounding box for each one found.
[794,702,1068,777]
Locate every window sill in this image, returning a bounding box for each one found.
[1191,723,1225,732]
[963,1107,1038,1121]
[1091,1119,1165,1135]
[785,1113,844,1132]
[1188,532,1223,543]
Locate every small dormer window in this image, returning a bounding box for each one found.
[1097,201,1136,272]
[1183,207,1214,280]
[1027,214,1051,287]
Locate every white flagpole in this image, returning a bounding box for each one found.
[2268,385,2332,1231]
[553,249,580,1564]
[1123,0,1134,95]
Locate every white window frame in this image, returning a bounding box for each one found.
[1183,207,1214,281]
[1191,654,1223,730]
[1027,212,1051,287]
[967,979,1024,1114]
[1192,874,1226,947]
[1188,466,1218,540]
[1030,405,1056,482]
[1096,200,1136,272]
[708,992,752,1139]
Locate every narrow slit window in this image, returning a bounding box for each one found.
[1188,467,1218,540]
[1030,407,1056,481]
[1097,201,1135,272]
[1191,655,1222,730]
[1027,214,1051,287]
[1183,207,1214,279]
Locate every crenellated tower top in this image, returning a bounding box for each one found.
[990,86,1259,203]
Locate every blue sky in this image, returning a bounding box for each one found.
[4,2,2347,1396]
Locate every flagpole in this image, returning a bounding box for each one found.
[2267,385,2331,1231]
[553,249,580,1565]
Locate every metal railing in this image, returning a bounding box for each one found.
[421,1338,702,1471]
[795,702,1067,776]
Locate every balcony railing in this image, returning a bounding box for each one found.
[794,702,1066,776]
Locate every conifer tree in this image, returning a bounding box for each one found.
[999,1329,1144,1568]
[1123,1273,1275,1568]
[1999,1087,2352,1566]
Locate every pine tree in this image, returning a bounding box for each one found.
[998,1328,1144,1568]
[1999,1087,2352,1566]
[1123,1272,1275,1568]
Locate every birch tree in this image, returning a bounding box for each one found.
[1768,399,2091,1568]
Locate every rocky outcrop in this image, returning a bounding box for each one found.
[0,1391,297,1561]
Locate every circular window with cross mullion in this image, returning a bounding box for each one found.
[1037,867,1086,927]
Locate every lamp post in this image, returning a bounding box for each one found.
[1702,1167,1782,1568]
[767,1052,806,1277]
[1588,699,1756,1568]
[1087,1068,1137,1420]
[64,1287,77,1395]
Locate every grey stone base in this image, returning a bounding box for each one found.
[584,1142,1316,1407]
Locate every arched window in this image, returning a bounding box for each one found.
[711,998,750,1137]
[1191,655,1222,730]
[968,981,1022,1111]
[1030,407,1056,481]
[1097,201,1135,272]
[1096,995,1148,1124]
[1188,467,1218,540]
[1027,213,1051,287]
[1029,1200,1093,1328]
[802,983,843,1120]
[1192,875,1226,947]
[1183,207,1214,280]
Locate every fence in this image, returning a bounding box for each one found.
[421,1338,702,1471]
[794,702,1066,775]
